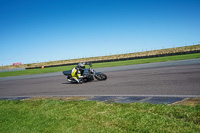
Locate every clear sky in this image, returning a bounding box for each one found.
[0,0,200,66]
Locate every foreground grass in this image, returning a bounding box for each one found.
[1,53,200,77]
[0,100,199,133]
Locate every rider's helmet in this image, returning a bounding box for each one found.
[77,62,85,70]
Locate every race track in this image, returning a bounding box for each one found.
[0,59,200,98]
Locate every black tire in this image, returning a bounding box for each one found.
[95,74,107,81]
[79,79,83,84]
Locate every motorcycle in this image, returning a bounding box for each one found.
[63,63,107,84]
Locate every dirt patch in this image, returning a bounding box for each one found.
[171,98,200,106]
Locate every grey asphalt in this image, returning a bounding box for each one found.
[0,58,200,104]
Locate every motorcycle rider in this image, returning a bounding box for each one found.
[71,62,85,84]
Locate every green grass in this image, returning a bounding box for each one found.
[92,53,200,68]
[1,44,200,70]
[0,100,199,133]
[1,53,200,77]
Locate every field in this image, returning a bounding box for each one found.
[0,100,200,133]
[1,44,200,70]
[1,52,200,77]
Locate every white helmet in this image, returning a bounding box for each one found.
[77,62,85,70]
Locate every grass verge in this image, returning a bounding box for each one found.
[0,53,200,77]
[0,100,199,133]
[1,44,200,70]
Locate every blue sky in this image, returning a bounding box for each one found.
[0,0,200,66]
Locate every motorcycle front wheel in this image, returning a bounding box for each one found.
[95,73,107,81]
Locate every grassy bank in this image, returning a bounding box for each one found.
[1,44,200,70]
[92,52,200,68]
[0,100,199,133]
[1,53,200,77]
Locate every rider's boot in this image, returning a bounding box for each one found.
[78,79,83,84]
[72,77,80,84]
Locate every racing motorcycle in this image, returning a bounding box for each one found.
[63,63,107,84]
